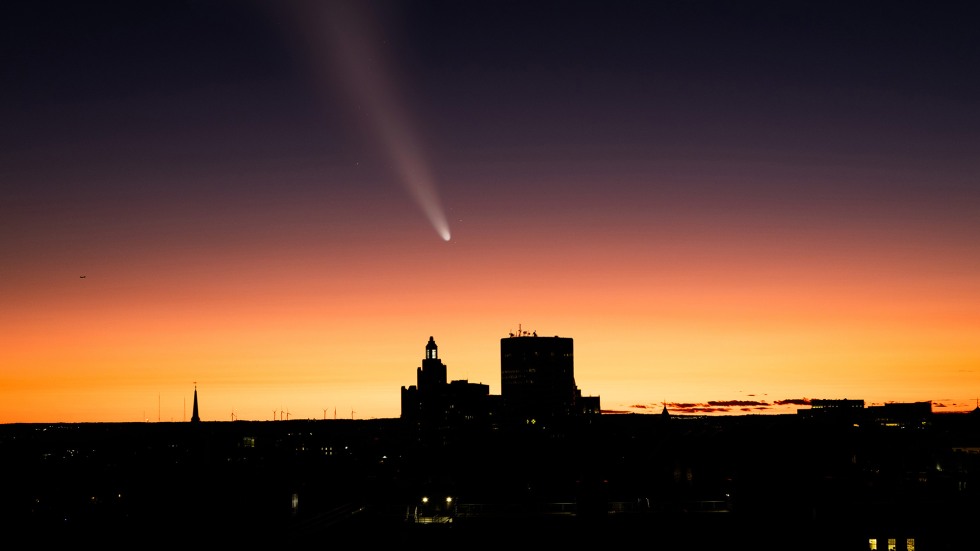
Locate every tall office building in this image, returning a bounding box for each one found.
[501,333,596,421]
[402,333,598,429]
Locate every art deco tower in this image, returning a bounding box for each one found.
[417,336,447,390]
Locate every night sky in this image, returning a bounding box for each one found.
[3,0,979,422]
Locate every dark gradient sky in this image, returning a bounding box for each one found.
[3,1,979,422]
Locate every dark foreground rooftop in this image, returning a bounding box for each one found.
[3,412,979,549]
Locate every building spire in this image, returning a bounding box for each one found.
[190,383,200,423]
[426,336,438,359]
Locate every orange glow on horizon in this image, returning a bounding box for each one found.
[4,2,980,426]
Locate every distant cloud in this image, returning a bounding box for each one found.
[626,396,970,415]
[662,403,735,414]
[774,398,810,406]
[626,397,818,415]
[707,400,769,407]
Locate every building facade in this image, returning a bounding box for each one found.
[401,336,493,429]
[401,333,600,429]
[500,334,599,422]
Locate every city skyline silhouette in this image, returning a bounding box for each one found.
[20,330,967,424]
[4,374,978,548]
[5,3,979,547]
[3,1,979,425]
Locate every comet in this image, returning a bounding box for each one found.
[285,1,451,242]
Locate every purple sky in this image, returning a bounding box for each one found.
[3,1,980,422]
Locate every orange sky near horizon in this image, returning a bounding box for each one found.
[3,183,978,423]
[2,1,979,423]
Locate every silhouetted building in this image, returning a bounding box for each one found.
[810,398,866,410]
[401,336,494,430]
[418,336,446,389]
[868,401,932,428]
[401,332,599,430]
[500,333,599,422]
[798,398,865,423]
[798,399,934,429]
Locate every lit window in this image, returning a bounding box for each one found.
[888,539,896,551]
[906,539,914,551]
[868,538,877,550]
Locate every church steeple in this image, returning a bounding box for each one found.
[191,384,200,423]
